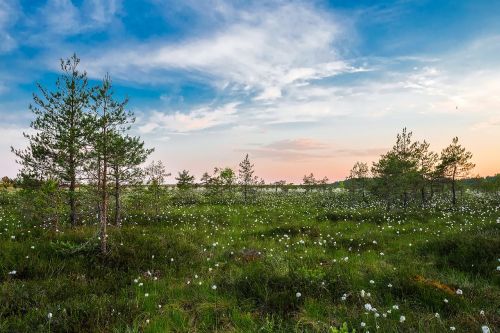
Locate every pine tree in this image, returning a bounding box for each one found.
[175,170,195,190]
[415,141,438,205]
[238,154,257,202]
[372,128,420,209]
[89,74,135,253]
[109,134,152,226]
[348,161,369,200]
[200,172,211,186]
[145,160,170,220]
[12,54,92,226]
[437,137,475,205]
[303,173,317,191]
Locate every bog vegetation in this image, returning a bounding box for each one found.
[1,55,499,332]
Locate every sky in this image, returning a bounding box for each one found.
[1,0,499,183]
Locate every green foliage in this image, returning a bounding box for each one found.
[175,170,196,190]
[330,322,355,333]
[1,189,498,332]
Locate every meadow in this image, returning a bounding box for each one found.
[1,189,498,333]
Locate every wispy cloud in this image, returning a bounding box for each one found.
[83,2,355,100]
[0,0,20,53]
[266,138,329,151]
[139,102,239,133]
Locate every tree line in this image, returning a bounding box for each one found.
[347,128,476,208]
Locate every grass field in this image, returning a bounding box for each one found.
[1,192,499,332]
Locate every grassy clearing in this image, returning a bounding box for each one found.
[0,193,499,332]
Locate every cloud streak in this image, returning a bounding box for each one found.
[84,2,355,101]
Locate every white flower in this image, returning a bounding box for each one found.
[399,315,406,323]
[47,313,53,319]
[392,305,399,310]
[435,313,440,318]
[444,298,449,303]
[360,322,366,327]
[369,280,375,284]
[481,325,490,333]
[212,285,217,290]
[387,283,393,288]
[296,292,301,298]
[456,289,463,295]
[364,303,372,311]
[450,327,456,331]
[8,270,16,275]
[361,290,366,297]
[480,310,485,316]
[144,293,149,297]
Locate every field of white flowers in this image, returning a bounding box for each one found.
[1,191,498,332]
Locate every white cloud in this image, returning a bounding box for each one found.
[84,2,354,100]
[139,102,239,133]
[24,0,122,45]
[0,0,20,52]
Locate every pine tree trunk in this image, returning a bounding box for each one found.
[100,111,108,254]
[100,164,107,253]
[451,166,457,206]
[69,177,76,226]
[452,178,456,206]
[114,166,121,226]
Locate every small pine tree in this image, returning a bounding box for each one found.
[238,154,257,202]
[109,134,152,226]
[348,162,369,200]
[175,170,195,190]
[145,160,170,220]
[437,137,475,205]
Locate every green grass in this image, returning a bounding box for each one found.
[0,193,499,332]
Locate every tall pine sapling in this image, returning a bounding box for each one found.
[12,54,92,226]
[90,74,134,253]
[438,137,475,206]
[238,154,257,203]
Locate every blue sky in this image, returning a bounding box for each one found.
[1,0,500,181]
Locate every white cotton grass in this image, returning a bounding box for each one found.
[296,292,301,298]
